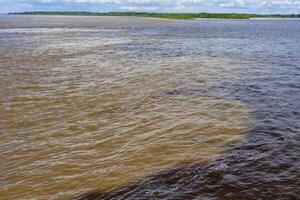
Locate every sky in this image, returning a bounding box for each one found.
[1,0,300,14]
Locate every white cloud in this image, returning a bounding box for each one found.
[51,0,300,8]
[2,0,300,13]
[121,5,159,10]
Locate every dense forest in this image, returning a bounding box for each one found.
[10,12,300,19]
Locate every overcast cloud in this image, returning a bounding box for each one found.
[1,0,300,13]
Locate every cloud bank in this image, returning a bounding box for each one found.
[1,0,300,13]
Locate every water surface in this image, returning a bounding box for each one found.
[0,16,299,199]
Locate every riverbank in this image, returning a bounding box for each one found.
[10,11,300,19]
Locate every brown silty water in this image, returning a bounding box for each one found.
[0,17,253,199]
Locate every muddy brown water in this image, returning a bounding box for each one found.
[0,15,299,200]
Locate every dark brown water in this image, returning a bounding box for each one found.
[0,16,299,200]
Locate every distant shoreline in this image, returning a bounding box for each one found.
[10,12,300,20]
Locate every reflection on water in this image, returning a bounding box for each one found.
[0,16,299,200]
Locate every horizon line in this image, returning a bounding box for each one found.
[7,11,300,15]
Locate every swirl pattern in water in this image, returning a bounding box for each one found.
[0,16,299,200]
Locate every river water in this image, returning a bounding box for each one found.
[0,16,299,200]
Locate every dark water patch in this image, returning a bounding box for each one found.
[73,125,299,200]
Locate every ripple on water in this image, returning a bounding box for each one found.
[0,26,254,200]
[0,53,251,200]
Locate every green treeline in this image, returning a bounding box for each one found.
[9,12,300,19]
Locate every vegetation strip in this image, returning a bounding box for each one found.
[10,12,300,19]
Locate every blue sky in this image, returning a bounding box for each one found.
[1,0,300,14]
